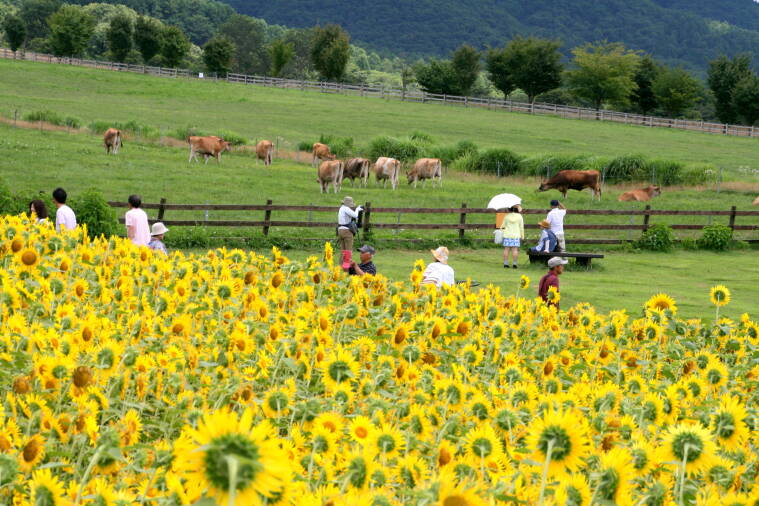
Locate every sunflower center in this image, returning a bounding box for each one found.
[472,403,488,420]
[470,437,493,458]
[203,434,262,491]
[217,285,232,299]
[312,435,329,453]
[537,425,572,461]
[706,369,722,385]
[34,486,56,506]
[494,409,518,431]
[631,448,648,470]
[328,360,351,383]
[354,426,368,439]
[410,416,424,434]
[347,457,367,488]
[712,412,735,439]
[671,431,704,462]
[21,250,38,266]
[376,434,396,453]
[445,385,461,405]
[443,494,470,506]
[596,468,620,501]
[641,401,658,422]
[687,382,701,398]
[267,392,288,413]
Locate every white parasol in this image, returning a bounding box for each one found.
[487,193,522,210]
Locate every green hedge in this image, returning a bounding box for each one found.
[24,110,82,129]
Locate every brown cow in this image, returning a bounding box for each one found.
[312,143,336,167]
[103,128,122,155]
[343,158,371,187]
[256,140,273,166]
[538,170,602,200]
[407,158,443,188]
[188,136,232,164]
[618,185,662,202]
[753,196,759,206]
[317,160,344,193]
[373,157,401,190]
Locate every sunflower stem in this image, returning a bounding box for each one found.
[678,443,690,506]
[226,455,239,506]
[537,439,554,506]
[75,445,103,504]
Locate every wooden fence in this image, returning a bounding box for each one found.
[3,48,758,139]
[108,200,759,244]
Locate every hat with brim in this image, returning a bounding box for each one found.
[547,256,568,268]
[151,222,169,236]
[358,244,375,254]
[342,196,355,207]
[539,220,551,229]
[430,246,449,264]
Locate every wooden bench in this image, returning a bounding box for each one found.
[528,251,605,267]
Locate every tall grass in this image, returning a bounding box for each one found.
[24,110,82,129]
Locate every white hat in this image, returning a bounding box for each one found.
[547,257,568,268]
[342,196,355,207]
[430,246,449,264]
[151,222,169,236]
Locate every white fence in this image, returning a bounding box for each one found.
[2,47,757,138]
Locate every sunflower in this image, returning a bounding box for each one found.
[396,454,428,488]
[261,388,292,419]
[16,247,40,271]
[462,424,503,461]
[526,409,591,476]
[435,440,457,469]
[703,361,729,390]
[554,472,591,506]
[645,293,677,314]
[519,275,530,290]
[118,409,142,447]
[435,470,488,506]
[340,452,375,490]
[320,348,360,389]
[657,423,717,475]
[19,434,45,472]
[348,416,374,445]
[594,447,634,506]
[545,286,561,305]
[175,408,292,506]
[28,468,67,505]
[710,396,749,452]
[368,423,405,459]
[629,437,656,477]
[709,285,731,307]
[639,393,665,426]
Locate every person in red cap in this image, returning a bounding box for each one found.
[336,196,362,271]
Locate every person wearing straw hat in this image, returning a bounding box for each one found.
[530,220,559,254]
[421,246,455,288]
[336,196,363,271]
[148,222,169,255]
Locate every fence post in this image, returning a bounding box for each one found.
[362,202,372,234]
[263,199,273,236]
[459,203,467,241]
[729,205,737,231]
[157,198,167,221]
[643,205,651,233]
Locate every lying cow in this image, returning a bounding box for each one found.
[318,160,344,193]
[373,157,401,190]
[256,140,273,166]
[312,143,336,167]
[408,158,442,188]
[188,136,232,164]
[104,128,122,155]
[343,158,370,187]
[538,169,602,200]
[618,185,661,202]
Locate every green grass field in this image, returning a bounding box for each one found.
[3,59,759,175]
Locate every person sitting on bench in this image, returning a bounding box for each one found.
[530,220,559,254]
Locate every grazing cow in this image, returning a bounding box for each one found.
[373,157,401,190]
[103,128,122,155]
[407,158,443,188]
[343,158,371,187]
[317,160,344,193]
[312,143,336,167]
[538,170,602,200]
[753,196,759,206]
[256,140,273,166]
[188,136,232,164]
[618,185,662,202]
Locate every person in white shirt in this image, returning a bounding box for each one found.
[52,187,77,232]
[125,194,151,247]
[336,196,362,271]
[422,246,455,288]
[546,200,567,252]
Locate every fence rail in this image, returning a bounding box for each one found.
[3,48,758,139]
[108,201,759,244]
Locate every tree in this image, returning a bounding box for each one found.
[400,65,415,97]
[486,37,562,103]
[160,25,189,68]
[202,35,235,76]
[134,16,162,63]
[311,24,350,81]
[269,39,294,77]
[414,59,460,95]
[566,41,641,110]
[652,67,701,117]
[47,5,95,58]
[19,0,59,40]
[450,44,480,96]
[732,74,759,125]
[219,14,268,75]
[3,14,26,54]
[707,54,752,124]
[630,55,660,115]
[106,13,133,62]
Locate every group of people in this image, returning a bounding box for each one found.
[28,188,170,255]
[499,199,566,268]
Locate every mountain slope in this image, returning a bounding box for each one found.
[220,0,759,70]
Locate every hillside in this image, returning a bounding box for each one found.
[221,0,759,71]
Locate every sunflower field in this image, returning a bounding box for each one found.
[0,215,757,506]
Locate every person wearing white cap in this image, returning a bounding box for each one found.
[148,222,169,255]
[538,256,568,308]
[421,246,455,288]
[336,196,362,271]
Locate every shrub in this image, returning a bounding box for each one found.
[679,238,698,250]
[649,159,685,186]
[165,226,211,249]
[0,179,17,215]
[426,140,478,166]
[454,140,478,158]
[698,225,732,251]
[24,110,81,129]
[172,125,207,140]
[319,134,354,158]
[409,130,435,144]
[452,148,522,176]
[522,154,599,178]
[216,130,247,146]
[297,141,313,152]
[366,136,423,162]
[71,188,119,239]
[636,224,675,251]
[88,120,159,139]
[603,154,649,183]
[680,165,717,186]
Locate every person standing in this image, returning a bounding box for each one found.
[547,200,567,252]
[125,194,151,247]
[148,222,169,255]
[349,245,377,276]
[421,246,455,288]
[538,257,567,308]
[52,188,77,232]
[29,200,49,225]
[500,205,524,268]
[337,196,363,271]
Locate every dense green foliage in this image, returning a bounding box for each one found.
[310,24,350,81]
[652,67,702,117]
[133,16,161,63]
[707,54,753,124]
[159,25,189,68]
[566,42,641,110]
[47,4,95,57]
[485,37,563,102]
[106,13,132,61]
[697,224,733,251]
[23,109,82,128]
[70,187,120,238]
[2,13,25,52]
[637,224,675,252]
[202,35,234,75]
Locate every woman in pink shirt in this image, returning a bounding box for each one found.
[125,194,151,246]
